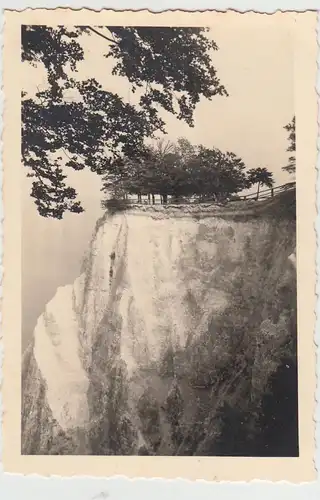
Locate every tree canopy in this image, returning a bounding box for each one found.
[102,138,274,204]
[283,116,295,174]
[22,25,228,218]
[247,167,274,199]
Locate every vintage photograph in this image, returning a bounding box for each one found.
[2,9,317,480]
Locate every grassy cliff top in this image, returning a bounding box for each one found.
[104,188,296,221]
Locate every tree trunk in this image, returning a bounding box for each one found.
[162,194,168,204]
[256,182,260,200]
[148,194,151,204]
[152,194,155,205]
[172,194,180,204]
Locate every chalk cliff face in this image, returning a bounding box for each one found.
[22,191,297,456]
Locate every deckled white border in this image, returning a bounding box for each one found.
[0,1,319,499]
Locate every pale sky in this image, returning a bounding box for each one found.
[22,15,295,348]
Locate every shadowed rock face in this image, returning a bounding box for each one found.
[22,192,297,456]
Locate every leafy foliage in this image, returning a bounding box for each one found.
[102,138,252,203]
[283,116,296,174]
[247,167,274,199]
[22,25,227,218]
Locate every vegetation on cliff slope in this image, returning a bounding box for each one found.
[21,190,297,458]
[89,190,297,457]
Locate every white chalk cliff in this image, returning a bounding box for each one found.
[22,191,297,456]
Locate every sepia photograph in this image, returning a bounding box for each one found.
[2,9,317,481]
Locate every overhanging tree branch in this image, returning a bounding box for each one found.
[21,25,228,218]
[85,26,119,45]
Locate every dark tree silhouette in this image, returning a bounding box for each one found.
[247,167,274,200]
[22,25,228,218]
[283,116,296,174]
[195,147,248,201]
[102,138,249,204]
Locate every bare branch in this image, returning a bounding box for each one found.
[85,26,119,46]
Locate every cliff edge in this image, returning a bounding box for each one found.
[22,190,297,456]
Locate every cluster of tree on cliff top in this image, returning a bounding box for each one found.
[21,26,292,218]
[101,137,274,204]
